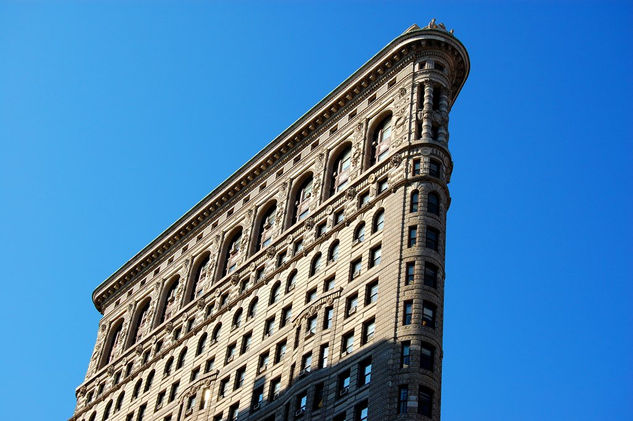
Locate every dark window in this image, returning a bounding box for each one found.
[306,288,317,304]
[294,239,304,255]
[221,228,243,277]
[372,209,384,232]
[354,223,366,243]
[132,379,142,399]
[234,366,246,390]
[270,282,281,305]
[240,331,252,354]
[405,262,415,285]
[429,159,441,178]
[319,343,329,368]
[328,241,340,263]
[371,115,392,165]
[358,357,372,386]
[365,280,378,305]
[275,340,287,363]
[401,341,411,368]
[403,301,413,325]
[359,191,370,207]
[421,342,435,371]
[228,402,239,421]
[422,301,436,328]
[408,226,417,247]
[346,293,358,317]
[362,318,375,344]
[218,377,229,398]
[369,245,381,268]
[176,348,187,369]
[163,357,173,376]
[324,276,336,292]
[412,159,421,175]
[316,221,327,237]
[169,381,179,402]
[232,308,243,329]
[292,176,314,224]
[296,391,308,417]
[419,387,434,416]
[410,190,419,212]
[258,351,270,373]
[204,357,215,373]
[270,377,282,401]
[323,306,334,330]
[355,400,369,421]
[337,369,351,397]
[427,192,440,215]
[144,370,154,392]
[424,262,438,288]
[331,146,352,196]
[426,227,439,251]
[398,385,409,414]
[281,305,292,328]
[286,271,297,292]
[342,331,354,355]
[256,202,277,252]
[264,317,275,338]
[306,315,317,336]
[350,258,362,279]
[251,385,264,411]
[196,333,207,356]
[310,253,322,276]
[313,382,325,410]
[377,178,388,193]
[225,342,237,363]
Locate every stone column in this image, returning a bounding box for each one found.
[438,89,450,143]
[421,82,434,139]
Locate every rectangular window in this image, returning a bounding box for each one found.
[258,351,270,373]
[421,343,435,371]
[241,331,252,354]
[429,159,441,178]
[294,239,304,255]
[378,178,388,193]
[300,352,312,374]
[398,385,409,414]
[342,331,354,355]
[218,377,229,398]
[264,317,275,338]
[204,357,215,373]
[323,306,334,330]
[190,366,200,382]
[155,390,166,410]
[350,258,362,280]
[306,315,317,336]
[362,318,375,344]
[228,402,239,421]
[346,293,358,317]
[405,262,415,285]
[359,191,370,207]
[419,387,433,416]
[169,381,179,402]
[319,343,329,368]
[424,262,438,287]
[358,357,372,386]
[234,366,246,390]
[337,369,351,397]
[313,382,325,410]
[401,341,411,368]
[369,245,381,267]
[403,300,413,325]
[422,301,436,328]
[365,280,378,305]
[334,412,346,421]
[270,377,282,401]
[251,385,264,411]
[426,227,439,251]
[275,339,287,363]
[408,226,417,247]
[324,276,336,292]
[226,342,237,364]
[334,209,344,225]
[355,400,369,421]
[277,251,287,268]
[413,159,421,175]
[281,305,292,328]
[306,288,317,303]
[296,390,308,417]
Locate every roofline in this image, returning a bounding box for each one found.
[91,24,469,312]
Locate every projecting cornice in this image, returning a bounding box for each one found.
[91,24,470,313]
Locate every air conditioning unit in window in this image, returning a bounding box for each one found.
[252,402,261,411]
[273,391,281,400]
[259,364,268,374]
[352,270,361,279]
[348,307,357,315]
[226,355,234,363]
[305,330,315,338]
[295,408,306,417]
[340,386,350,396]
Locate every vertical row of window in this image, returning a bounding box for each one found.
[397,384,434,417]
[410,190,441,216]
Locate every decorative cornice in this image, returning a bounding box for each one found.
[91,25,469,313]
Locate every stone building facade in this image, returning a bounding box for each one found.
[71,22,469,421]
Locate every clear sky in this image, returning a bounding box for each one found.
[0,1,631,420]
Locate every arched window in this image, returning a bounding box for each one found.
[410,190,419,213]
[102,400,112,420]
[127,298,152,348]
[310,253,322,276]
[156,276,179,327]
[99,319,124,369]
[247,297,258,319]
[211,323,222,342]
[177,347,187,369]
[232,308,243,329]
[354,222,366,243]
[290,175,314,225]
[286,270,297,293]
[143,370,155,392]
[185,253,210,305]
[328,241,340,263]
[164,357,174,376]
[255,202,277,253]
[221,228,243,278]
[427,192,440,216]
[88,412,96,421]
[132,379,142,399]
[329,144,352,197]
[372,209,385,233]
[196,333,207,356]
[269,282,281,305]
[115,392,125,412]
[370,115,392,166]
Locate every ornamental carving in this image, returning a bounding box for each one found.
[391,154,403,168]
[304,217,315,230]
[368,174,377,184]
[135,345,144,356]
[107,365,115,376]
[266,247,277,259]
[326,205,334,215]
[345,187,357,200]
[196,298,206,310]
[316,152,325,170]
[231,273,240,286]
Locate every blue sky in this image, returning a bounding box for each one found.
[0,1,631,420]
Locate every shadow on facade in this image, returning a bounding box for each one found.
[172,338,439,421]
